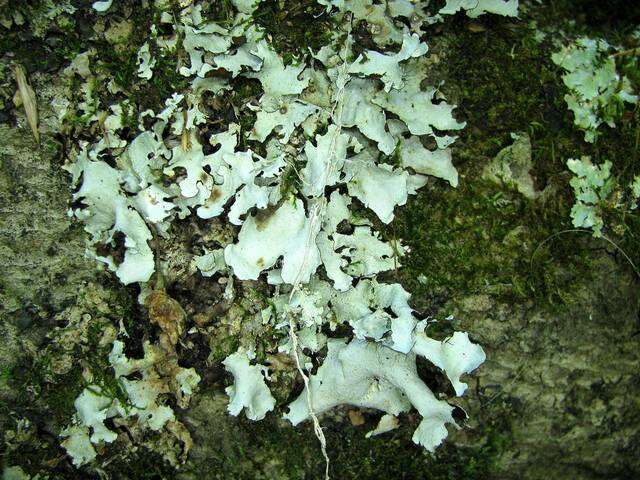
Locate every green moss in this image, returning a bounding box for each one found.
[6,349,83,426]
[120,100,138,130]
[253,0,335,64]
[94,10,148,92]
[145,46,190,104]
[90,3,189,118]
[385,17,640,314]
[538,0,640,40]
[102,448,176,479]
[183,402,512,480]
[278,155,305,196]
[0,15,81,74]
[326,417,511,480]
[44,367,85,423]
[390,177,595,311]
[208,334,240,364]
[231,77,262,149]
[204,0,236,24]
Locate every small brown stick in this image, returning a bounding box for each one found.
[612,47,640,58]
[181,107,191,151]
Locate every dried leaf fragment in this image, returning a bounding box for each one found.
[13,64,39,143]
[166,420,194,463]
[348,410,365,426]
[146,289,187,352]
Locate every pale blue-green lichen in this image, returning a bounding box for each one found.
[57,0,526,471]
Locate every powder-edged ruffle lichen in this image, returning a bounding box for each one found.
[552,37,638,143]
[52,0,508,470]
[566,156,613,237]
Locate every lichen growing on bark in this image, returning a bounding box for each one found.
[1,0,640,479]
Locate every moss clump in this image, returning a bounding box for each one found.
[322,414,512,480]
[208,333,240,364]
[0,3,82,75]
[95,13,184,108]
[183,398,512,480]
[204,0,236,24]
[230,77,262,150]
[101,448,177,480]
[386,15,640,315]
[3,352,85,478]
[253,0,335,64]
[6,352,84,425]
[390,177,596,312]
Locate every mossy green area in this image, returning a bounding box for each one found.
[178,390,513,480]
[82,2,191,122]
[388,5,640,316]
[253,0,335,64]
[220,420,509,480]
[0,2,83,73]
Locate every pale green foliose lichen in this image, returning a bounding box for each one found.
[60,340,200,467]
[285,327,485,451]
[567,156,613,237]
[136,42,156,80]
[60,0,500,468]
[223,348,277,421]
[630,176,640,209]
[92,1,113,13]
[440,0,518,18]
[552,37,638,143]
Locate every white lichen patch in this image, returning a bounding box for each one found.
[66,149,156,285]
[284,335,484,451]
[60,0,496,466]
[223,348,276,421]
[136,42,156,80]
[61,340,200,467]
[440,0,519,18]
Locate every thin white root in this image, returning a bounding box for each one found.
[287,313,330,480]
[285,22,354,480]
